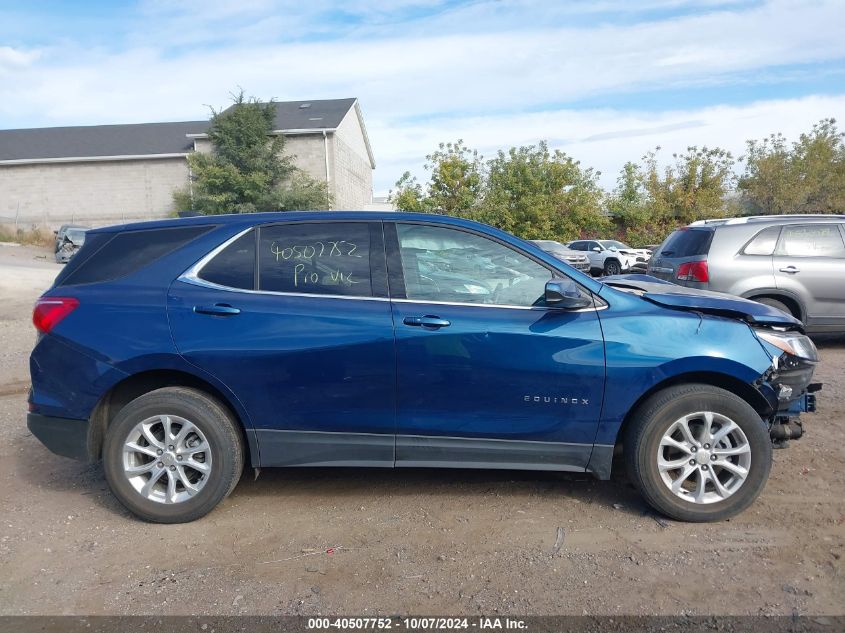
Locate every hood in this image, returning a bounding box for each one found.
[557,251,589,260]
[600,274,804,330]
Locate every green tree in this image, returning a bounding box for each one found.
[476,142,609,241]
[390,140,483,215]
[173,92,330,214]
[739,118,845,214]
[605,146,736,246]
[392,140,608,242]
[605,161,669,246]
[643,146,736,224]
[737,132,795,214]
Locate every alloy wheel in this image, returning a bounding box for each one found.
[122,414,212,504]
[657,411,751,504]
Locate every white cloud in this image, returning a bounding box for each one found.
[370,94,845,194]
[0,46,40,74]
[0,0,843,196]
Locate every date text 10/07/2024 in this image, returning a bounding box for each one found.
[307,617,528,630]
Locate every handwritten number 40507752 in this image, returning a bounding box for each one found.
[270,241,360,262]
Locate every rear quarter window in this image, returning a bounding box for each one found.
[197,230,256,290]
[741,226,781,256]
[55,225,214,287]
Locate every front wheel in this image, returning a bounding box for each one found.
[603,259,622,276]
[103,387,244,523]
[624,384,772,522]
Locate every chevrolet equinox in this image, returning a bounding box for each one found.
[28,212,820,523]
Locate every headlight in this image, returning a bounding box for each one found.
[755,330,818,361]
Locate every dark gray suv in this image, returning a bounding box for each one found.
[648,215,845,333]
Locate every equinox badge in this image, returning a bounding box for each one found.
[524,395,589,406]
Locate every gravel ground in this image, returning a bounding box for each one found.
[0,244,842,616]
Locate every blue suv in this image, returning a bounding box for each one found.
[28,212,820,523]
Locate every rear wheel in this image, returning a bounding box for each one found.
[753,296,795,318]
[103,387,243,523]
[624,384,772,522]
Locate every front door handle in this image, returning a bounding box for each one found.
[194,303,241,316]
[403,315,451,329]
[779,266,800,274]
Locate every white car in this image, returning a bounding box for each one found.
[565,240,652,276]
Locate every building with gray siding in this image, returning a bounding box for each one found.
[0,98,377,227]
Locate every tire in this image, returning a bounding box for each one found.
[753,297,794,318]
[623,384,772,522]
[604,259,622,276]
[103,387,244,523]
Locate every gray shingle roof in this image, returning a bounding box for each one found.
[0,99,357,162]
[242,98,357,132]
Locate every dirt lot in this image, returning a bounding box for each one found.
[0,244,843,616]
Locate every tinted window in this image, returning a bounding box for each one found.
[568,241,584,251]
[198,230,255,289]
[56,225,213,286]
[396,224,553,307]
[742,226,781,256]
[258,223,373,296]
[659,228,714,257]
[779,224,845,257]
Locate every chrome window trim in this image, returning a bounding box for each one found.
[392,298,607,313]
[180,226,607,311]
[180,275,392,302]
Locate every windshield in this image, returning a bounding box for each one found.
[66,229,87,242]
[599,240,630,250]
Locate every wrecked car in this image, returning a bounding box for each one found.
[27,212,819,523]
[55,227,88,264]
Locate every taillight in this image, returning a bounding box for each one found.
[676,261,709,282]
[32,297,79,334]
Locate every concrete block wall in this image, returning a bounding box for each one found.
[332,135,373,210]
[0,158,189,228]
[283,135,330,188]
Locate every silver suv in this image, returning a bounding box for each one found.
[647,214,845,333]
[530,240,591,273]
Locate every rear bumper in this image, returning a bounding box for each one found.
[27,412,92,462]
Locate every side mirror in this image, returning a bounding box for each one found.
[592,246,601,252]
[545,279,593,309]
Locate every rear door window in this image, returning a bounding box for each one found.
[778,224,845,257]
[257,223,375,297]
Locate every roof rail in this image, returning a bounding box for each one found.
[689,214,845,227]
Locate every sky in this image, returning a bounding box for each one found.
[1,0,844,197]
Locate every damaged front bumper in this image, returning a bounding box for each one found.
[754,339,821,443]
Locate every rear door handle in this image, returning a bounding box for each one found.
[194,303,241,316]
[779,266,800,274]
[403,315,451,329]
